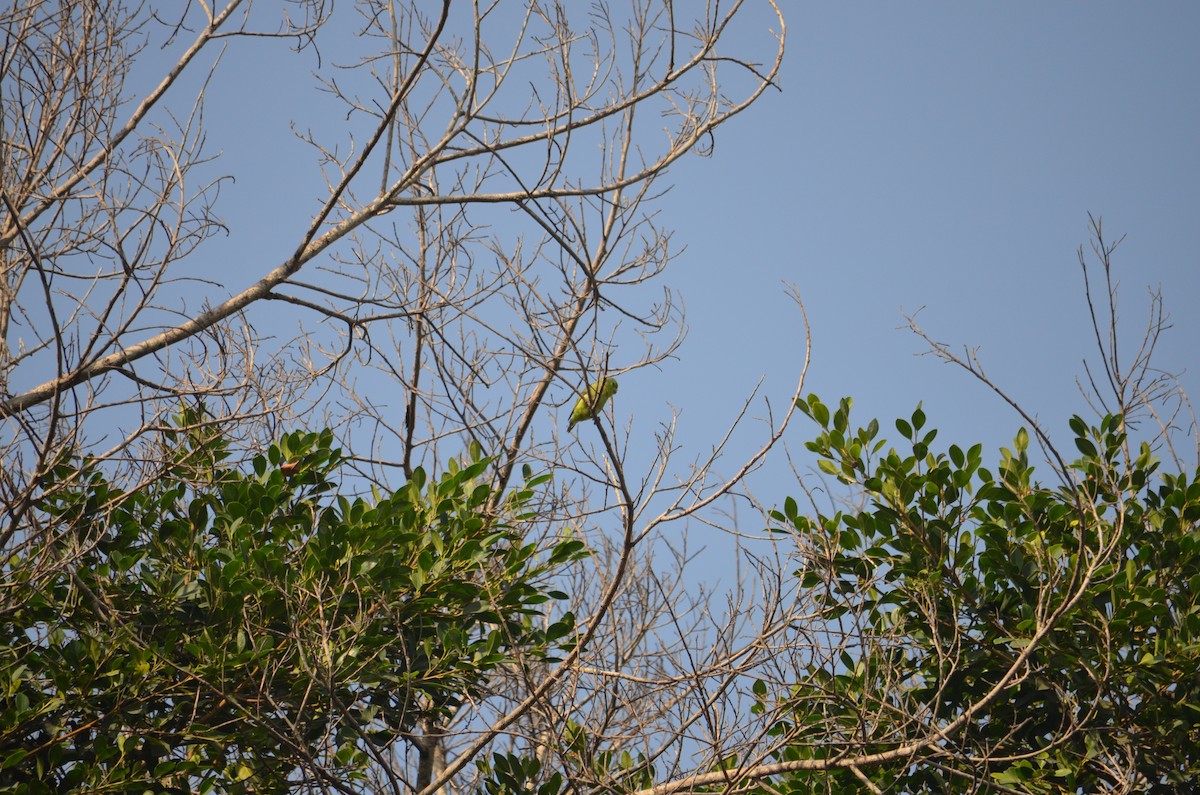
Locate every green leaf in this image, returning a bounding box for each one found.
[812,399,830,428]
[948,444,964,468]
[1068,415,1088,437]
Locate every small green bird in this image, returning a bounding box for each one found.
[567,378,619,431]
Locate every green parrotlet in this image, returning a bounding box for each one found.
[567,378,618,431]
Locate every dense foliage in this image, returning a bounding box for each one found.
[0,411,583,793]
[762,396,1200,792]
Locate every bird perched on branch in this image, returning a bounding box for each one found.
[567,378,618,432]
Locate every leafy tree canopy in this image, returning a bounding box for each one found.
[754,396,1200,793]
[1,408,584,793]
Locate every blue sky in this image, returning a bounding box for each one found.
[124,3,1199,507]
[660,3,1200,486]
